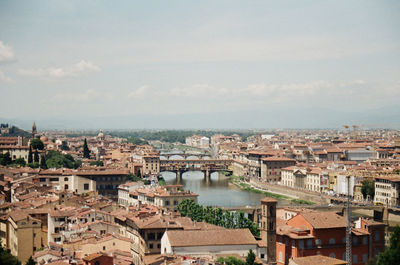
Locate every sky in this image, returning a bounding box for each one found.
[0,0,400,129]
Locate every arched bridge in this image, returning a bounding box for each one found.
[160,159,232,182]
[160,152,211,160]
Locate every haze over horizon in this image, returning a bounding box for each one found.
[1,1,400,130]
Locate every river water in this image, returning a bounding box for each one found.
[161,171,291,207]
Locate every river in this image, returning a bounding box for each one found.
[161,171,292,207]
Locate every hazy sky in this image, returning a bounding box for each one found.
[1,0,400,129]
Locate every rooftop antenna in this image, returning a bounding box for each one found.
[346,175,352,265]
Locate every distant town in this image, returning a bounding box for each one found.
[0,122,400,265]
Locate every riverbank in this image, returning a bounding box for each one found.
[222,172,315,205]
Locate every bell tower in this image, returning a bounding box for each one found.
[32,121,37,138]
[261,197,277,264]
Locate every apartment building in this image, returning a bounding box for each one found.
[374,175,400,206]
[261,156,296,183]
[142,154,160,177]
[276,211,380,265]
[7,211,44,263]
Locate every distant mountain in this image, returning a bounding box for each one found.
[1,104,400,130]
[0,124,31,138]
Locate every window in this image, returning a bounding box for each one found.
[260,254,265,259]
[157,232,163,239]
[363,254,368,262]
[149,243,153,249]
[84,183,89,190]
[285,237,289,246]
[299,240,304,249]
[342,253,346,261]
[307,239,312,248]
[315,239,321,246]
[278,251,283,262]
[64,184,69,190]
[64,177,68,181]
[174,200,178,205]
[165,200,170,206]
[148,233,155,240]
[157,243,161,249]
[363,236,368,245]
[103,246,106,251]
[353,237,358,245]
[329,238,336,244]
[375,232,380,242]
[292,240,295,248]
[353,254,358,263]
[329,253,335,258]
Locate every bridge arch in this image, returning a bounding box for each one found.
[169,155,185,160]
[186,155,199,160]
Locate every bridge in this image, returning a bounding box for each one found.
[160,152,211,160]
[160,159,232,182]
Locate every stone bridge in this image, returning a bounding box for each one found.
[160,159,232,182]
[160,152,211,160]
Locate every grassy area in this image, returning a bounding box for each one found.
[158,176,166,186]
[237,182,291,200]
[291,199,315,205]
[226,174,315,205]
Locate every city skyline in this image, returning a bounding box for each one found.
[1,1,400,129]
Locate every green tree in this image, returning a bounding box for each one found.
[60,140,70,151]
[46,150,81,169]
[83,138,90,158]
[0,244,21,265]
[27,162,40,168]
[40,155,47,169]
[13,158,26,167]
[90,160,104,166]
[0,152,12,166]
[28,145,33,164]
[25,256,36,265]
[30,138,44,150]
[34,150,39,163]
[246,250,256,265]
[361,180,375,200]
[376,225,400,265]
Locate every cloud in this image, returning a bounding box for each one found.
[128,85,149,99]
[53,88,113,103]
[0,41,14,62]
[18,60,100,79]
[0,70,13,83]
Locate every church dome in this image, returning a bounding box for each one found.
[97,130,104,139]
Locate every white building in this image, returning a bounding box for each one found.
[374,175,400,206]
[117,181,144,207]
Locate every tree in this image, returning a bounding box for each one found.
[376,225,400,265]
[0,152,12,166]
[40,155,47,169]
[246,250,256,265]
[361,180,375,200]
[60,140,69,151]
[13,158,26,167]
[30,139,44,150]
[25,256,36,265]
[28,145,33,164]
[0,244,21,265]
[83,138,90,158]
[34,150,39,163]
[90,160,104,166]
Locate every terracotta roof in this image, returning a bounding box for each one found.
[262,156,296,162]
[166,229,257,247]
[261,197,278,203]
[300,212,347,229]
[290,255,347,265]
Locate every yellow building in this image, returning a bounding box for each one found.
[7,211,44,263]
